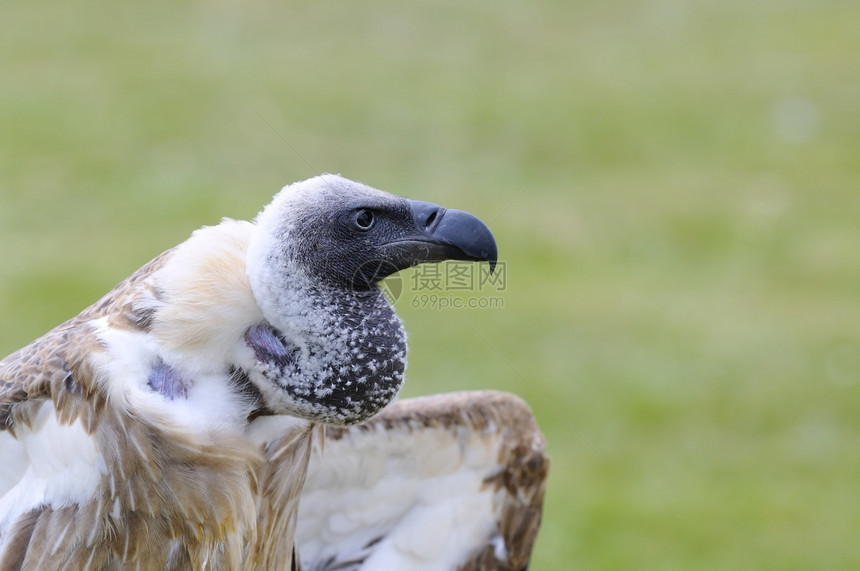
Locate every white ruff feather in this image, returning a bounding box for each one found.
[150,219,262,372]
[93,318,255,434]
[84,219,267,434]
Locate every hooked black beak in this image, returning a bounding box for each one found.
[376,200,498,277]
[408,200,498,272]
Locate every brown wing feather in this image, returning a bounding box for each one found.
[245,423,322,570]
[0,509,40,571]
[0,250,173,437]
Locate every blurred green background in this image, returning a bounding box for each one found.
[2,0,859,568]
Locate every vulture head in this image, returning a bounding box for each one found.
[243,175,497,425]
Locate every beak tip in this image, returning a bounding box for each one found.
[485,246,498,275]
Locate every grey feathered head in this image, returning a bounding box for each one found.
[243,175,497,425]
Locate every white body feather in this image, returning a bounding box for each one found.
[0,403,106,531]
[299,424,500,570]
[296,392,548,571]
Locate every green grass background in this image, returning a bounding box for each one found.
[2,0,859,567]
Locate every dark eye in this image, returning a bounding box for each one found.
[353,209,375,231]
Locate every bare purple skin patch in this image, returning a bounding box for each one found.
[147,358,188,400]
[245,323,296,369]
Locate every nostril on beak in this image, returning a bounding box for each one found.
[425,210,437,228]
[424,207,445,232]
[410,200,448,234]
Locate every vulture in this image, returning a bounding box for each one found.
[0,175,548,570]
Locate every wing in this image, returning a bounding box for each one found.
[0,314,114,569]
[0,252,171,568]
[0,251,264,569]
[0,251,171,497]
[295,391,549,571]
[0,242,311,569]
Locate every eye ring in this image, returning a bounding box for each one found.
[353,209,375,231]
